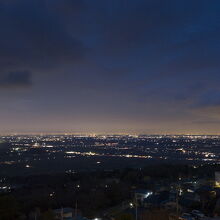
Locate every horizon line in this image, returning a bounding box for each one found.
[1,132,220,136]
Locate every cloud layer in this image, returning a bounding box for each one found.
[0,0,220,133]
[0,71,31,88]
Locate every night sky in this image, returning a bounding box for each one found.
[1,0,220,134]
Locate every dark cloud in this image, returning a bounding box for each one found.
[0,71,32,88]
[193,119,220,125]
[0,0,86,72]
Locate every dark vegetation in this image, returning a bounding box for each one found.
[0,163,219,219]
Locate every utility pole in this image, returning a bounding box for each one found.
[176,192,179,216]
[61,207,63,220]
[135,194,138,220]
[75,201,78,218]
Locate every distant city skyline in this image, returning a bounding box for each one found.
[1,0,220,134]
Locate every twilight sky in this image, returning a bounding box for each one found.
[1,0,220,134]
